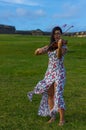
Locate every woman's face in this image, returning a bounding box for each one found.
[54,30,61,40]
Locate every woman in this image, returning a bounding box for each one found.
[27,26,67,126]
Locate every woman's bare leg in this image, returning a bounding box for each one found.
[47,83,56,123]
[47,82,65,125]
[48,83,54,110]
[58,108,65,126]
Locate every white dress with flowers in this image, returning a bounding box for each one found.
[28,47,66,117]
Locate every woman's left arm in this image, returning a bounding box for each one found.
[62,47,68,56]
[56,39,63,59]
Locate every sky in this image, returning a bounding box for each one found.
[0,0,86,32]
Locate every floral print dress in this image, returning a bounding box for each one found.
[27,47,66,117]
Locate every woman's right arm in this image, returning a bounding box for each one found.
[35,45,48,55]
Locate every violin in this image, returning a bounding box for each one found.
[47,39,67,51]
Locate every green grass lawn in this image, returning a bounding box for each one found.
[0,34,86,130]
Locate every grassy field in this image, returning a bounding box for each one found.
[0,34,86,130]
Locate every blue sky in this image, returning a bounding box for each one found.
[0,0,86,32]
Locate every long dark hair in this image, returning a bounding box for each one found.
[47,26,62,51]
[50,26,62,44]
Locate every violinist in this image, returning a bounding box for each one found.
[27,26,68,126]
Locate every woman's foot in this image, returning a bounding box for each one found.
[47,117,56,124]
[58,120,65,126]
[27,91,33,102]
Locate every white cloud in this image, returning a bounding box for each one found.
[16,8,27,16]
[53,2,80,19]
[15,8,46,20]
[35,9,46,16]
[0,0,86,31]
[0,0,40,6]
